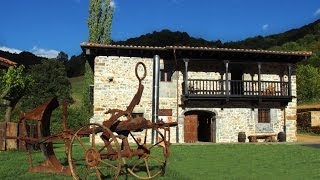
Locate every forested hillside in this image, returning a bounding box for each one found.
[2,19,319,79]
[0,50,44,67]
[114,19,320,51]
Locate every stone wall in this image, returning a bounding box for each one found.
[93,56,297,143]
[93,56,179,143]
[177,63,297,143]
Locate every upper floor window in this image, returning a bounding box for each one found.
[258,109,270,123]
[160,70,172,82]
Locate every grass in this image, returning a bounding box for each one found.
[69,76,85,108]
[0,143,319,179]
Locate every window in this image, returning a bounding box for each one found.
[160,70,172,82]
[258,109,270,123]
[132,113,144,118]
[89,85,94,105]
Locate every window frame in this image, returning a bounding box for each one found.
[258,108,271,123]
[160,70,172,82]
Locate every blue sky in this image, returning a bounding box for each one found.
[0,0,320,58]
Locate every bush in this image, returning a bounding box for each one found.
[296,64,320,102]
[49,106,90,135]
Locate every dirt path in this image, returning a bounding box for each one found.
[297,134,320,143]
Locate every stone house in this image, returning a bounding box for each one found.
[81,43,312,143]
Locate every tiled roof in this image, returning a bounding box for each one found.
[0,57,17,67]
[81,42,312,57]
[166,46,312,56]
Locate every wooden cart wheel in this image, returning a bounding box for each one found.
[126,128,169,179]
[68,123,122,180]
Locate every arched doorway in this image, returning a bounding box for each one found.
[184,110,216,143]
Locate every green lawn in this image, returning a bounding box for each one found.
[0,143,319,179]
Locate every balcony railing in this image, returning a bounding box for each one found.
[186,79,290,101]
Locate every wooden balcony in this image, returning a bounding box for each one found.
[184,79,292,102]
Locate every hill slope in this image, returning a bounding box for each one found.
[114,19,320,51]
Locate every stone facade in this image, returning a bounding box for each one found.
[92,56,297,143]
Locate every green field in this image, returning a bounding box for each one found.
[69,76,85,108]
[0,143,319,179]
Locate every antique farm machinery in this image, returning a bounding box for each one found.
[17,62,177,179]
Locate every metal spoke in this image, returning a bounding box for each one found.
[149,140,163,149]
[84,165,91,179]
[130,132,140,145]
[144,129,147,144]
[98,144,107,153]
[71,158,86,164]
[98,159,118,170]
[94,166,102,180]
[148,154,165,164]
[144,158,151,177]
[75,135,88,151]
[131,157,144,171]
[92,125,96,148]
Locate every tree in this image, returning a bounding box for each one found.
[57,51,68,63]
[0,65,33,122]
[88,0,114,44]
[82,0,114,118]
[296,64,320,102]
[66,54,86,77]
[22,59,72,110]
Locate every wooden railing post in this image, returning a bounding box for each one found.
[250,73,254,95]
[224,61,229,100]
[258,63,261,99]
[288,64,292,97]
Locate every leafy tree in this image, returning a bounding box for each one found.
[0,65,33,122]
[82,62,94,116]
[66,53,86,77]
[22,59,72,110]
[88,0,114,44]
[82,0,114,119]
[296,64,320,102]
[57,51,68,64]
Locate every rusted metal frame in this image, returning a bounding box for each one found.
[65,62,178,179]
[18,97,72,176]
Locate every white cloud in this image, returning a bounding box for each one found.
[262,24,269,31]
[30,46,60,59]
[0,46,22,54]
[314,8,320,16]
[110,0,116,8]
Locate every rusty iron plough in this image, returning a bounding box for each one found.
[17,62,177,179]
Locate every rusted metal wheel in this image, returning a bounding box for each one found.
[126,128,169,179]
[68,123,122,180]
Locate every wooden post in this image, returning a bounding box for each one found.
[224,61,229,100]
[6,122,18,150]
[0,122,6,150]
[183,58,190,95]
[250,73,254,95]
[258,63,261,100]
[288,64,292,97]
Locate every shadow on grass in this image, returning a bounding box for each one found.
[301,143,320,149]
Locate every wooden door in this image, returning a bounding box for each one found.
[184,115,198,143]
